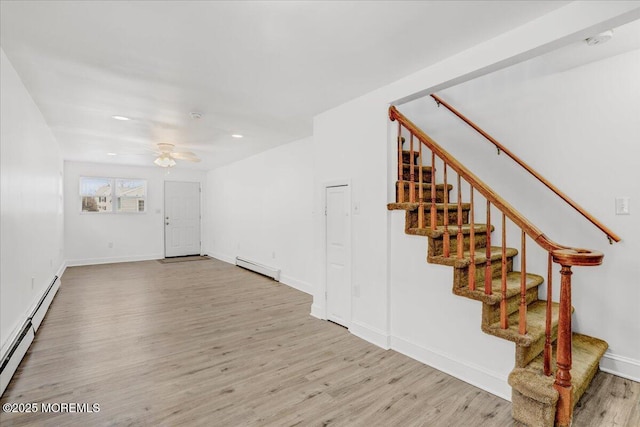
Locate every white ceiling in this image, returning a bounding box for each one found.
[0,1,577,170]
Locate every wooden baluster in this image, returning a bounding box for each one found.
[409,134,415,203]
[430,152,436,230]
[485,201,492,295]
[519,231,527,335]
[554,264,574,427]
[418,140,424,228]
[468,187,476,291]
[457,175,463,259]
[500,213,508,329]
[397,124,404,203]
[443,163,450,257]
[544,252,553,376]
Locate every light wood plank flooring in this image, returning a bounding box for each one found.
[1,258,638,426]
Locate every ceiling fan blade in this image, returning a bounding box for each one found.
[172,151,200,161]
[157,143,175,153]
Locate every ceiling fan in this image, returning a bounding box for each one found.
[153,143,200,167]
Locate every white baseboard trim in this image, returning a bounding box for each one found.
[1,270,63,397]
[310,304,325,320]
[280,274,313,295]
[206,253,314,295]
[349,321,390,350]
[66,253,164,267]
[205,252,236,265]
[0,327,34,397]
[600,352,640,382]
[31,277,61,332]
[390,336,511,401]
[56,261,67,279]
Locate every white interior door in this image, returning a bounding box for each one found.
[165,181,201,257]
[326,185,351,327]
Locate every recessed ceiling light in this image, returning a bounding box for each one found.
[231,134,243,138]
[107,152,117,156]
[190,112,203,119]
[112,115,130,121]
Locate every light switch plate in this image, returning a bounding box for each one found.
[615,197,630,215]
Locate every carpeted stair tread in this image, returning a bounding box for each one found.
[387,202,471,212]
[402,162,432,169]
[456,272,544,305]
[401,150,420,157]
[508,333,608,406]
[482,300,561,347]
[401,164,433,182]
[428,245,517,267]
[396,182,453,191]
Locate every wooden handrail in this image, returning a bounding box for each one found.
[389,105,603,266]
[390,104,605,426]
[430,94,621,244]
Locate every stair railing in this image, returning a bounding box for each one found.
[390,105,603,427]
[430,94,621,244]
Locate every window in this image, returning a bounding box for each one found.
[116,179,146,213]
[80,177,146,213]
[80,177,112,212]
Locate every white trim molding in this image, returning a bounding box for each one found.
[66,253,164,267]
[600,352,640,382]
[390,335,511,401]
[350,320,391,350]
[280,274,313,295]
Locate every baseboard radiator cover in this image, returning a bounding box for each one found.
[0,275,60,396]
[235,257,280,281]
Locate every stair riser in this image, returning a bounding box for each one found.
[427,232,488,257]
[452,258,514,288]
[401,151,420,164]
[405,209,470,231]
[511,390,556,427]
[396,183,450,204]
[515,324,560,368]
[402,165,433,183]
[481,288,539,325]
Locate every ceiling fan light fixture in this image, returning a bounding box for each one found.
[154,155,176,168]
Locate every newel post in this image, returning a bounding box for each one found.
[554,264,573,427]
[551,248,604,427]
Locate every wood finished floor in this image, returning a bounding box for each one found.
[1,259,638,426]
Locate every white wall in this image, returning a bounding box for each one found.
[203,137,314,294]
[312,3,640,398]
[0,49,64,355]
[400,47,640,381]
[64,161,206,265]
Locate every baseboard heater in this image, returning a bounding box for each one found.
[1,275,60,396]
[235,257,280,281]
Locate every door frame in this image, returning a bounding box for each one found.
[164,180,203,258]
[321,179,352,328]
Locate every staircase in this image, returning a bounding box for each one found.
[388,104,615,427]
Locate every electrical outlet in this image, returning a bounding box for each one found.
[108,242,114,248]
[353,202,361,215]
[353,284,360,298]
[615,197,630,215]
[272,251,276,259]
[31,277,35,290]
